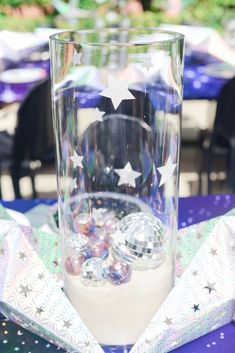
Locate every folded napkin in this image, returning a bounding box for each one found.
[0,205,235,353]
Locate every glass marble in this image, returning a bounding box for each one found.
[108,261,132,285]
[73,213,96,236]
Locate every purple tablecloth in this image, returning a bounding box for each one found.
[0,194,235,353]
[0,53,234,103]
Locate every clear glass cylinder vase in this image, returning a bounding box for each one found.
[50,28,184,352]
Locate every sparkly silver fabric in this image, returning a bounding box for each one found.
[112,212,166,270]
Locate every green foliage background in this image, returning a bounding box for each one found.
[0,0,234,32]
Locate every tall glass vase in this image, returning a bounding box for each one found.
[50,28,184,352]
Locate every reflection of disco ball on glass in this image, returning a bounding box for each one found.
[112,212,166,270]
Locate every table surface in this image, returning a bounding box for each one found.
[0,194,235,353]
[1,51,234,103]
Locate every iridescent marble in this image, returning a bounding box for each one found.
[108,260,132,285]
[73,213,96,236]
[67,233,89,254]
[87,240,109,259]
[65,255,85,276]
[104,217,119,234]
[112,212,166,270]
[80,258,108,287]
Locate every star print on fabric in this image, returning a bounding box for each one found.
[18,252,27,260]
[204,281,216,294]
[36,307,44,315]
[157,156,177,187]
[192,304,200,312]
[143,56,153,71]
[100,75,135,110]
[20,285,32,297]
[38,273,45,280]
[92,108,105,122]
[115,162,141,187]
[192,270,198,277]
[164,317,173,326]
[63,320,72,329]
[196,233,202,240]
[71,178,78,190]
[210,248,217,256]
[70,151,84,169]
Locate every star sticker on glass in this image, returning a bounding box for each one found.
[100,75,135,110]
[204,281,216,294]
[115,162,141,187]
[92,108,105,122]
[192,304,200,312]
[18,252,27,260]
[164,317,173,326]
[143,56,153,71]
[20,285,32,297]
[157,156,177,187]
[63,320,72,329]
[70,151,84,169]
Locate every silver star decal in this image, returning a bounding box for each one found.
[143,56,153,71]
[19,252,27,260]
[157,156,177,187]
[92,108,105,122]
[164,317,173,326]
[115,162,141,187]
[63,320,72,329]
[71,178,78,190]
[70,151,84,169]
[204,281,216,294]
[210,248,217,256]
[100,76,135,110]
[36,307,44,315]
[20,285,32,297]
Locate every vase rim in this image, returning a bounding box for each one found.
[50,27,184,47]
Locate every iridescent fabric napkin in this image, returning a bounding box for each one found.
[0,219,103,353]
